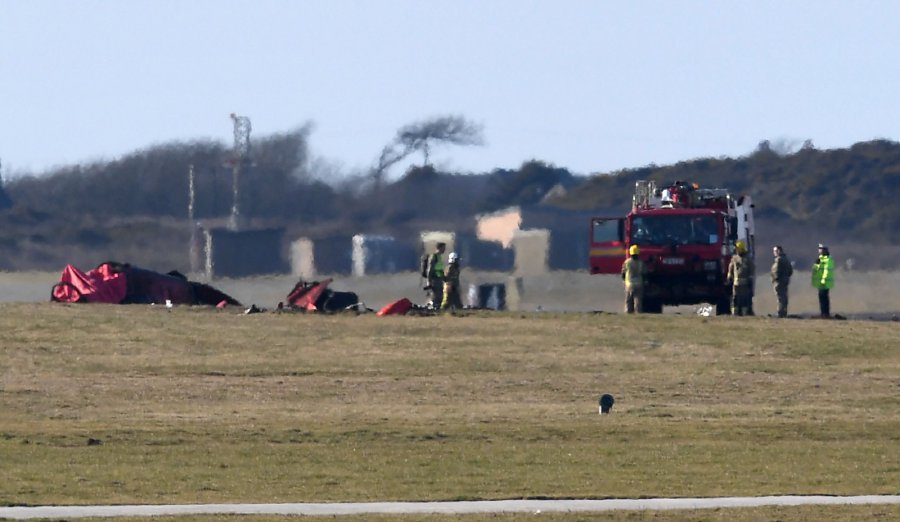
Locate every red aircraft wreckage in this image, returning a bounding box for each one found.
[50,261,241,306]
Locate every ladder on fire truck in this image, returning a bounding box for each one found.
[632,179,755,254]
[633,180,735,210]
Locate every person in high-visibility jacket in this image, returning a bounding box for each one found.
[727,240,755,316]
[812,243,835,318]
[621,244,645,313]
[424,242,446,309]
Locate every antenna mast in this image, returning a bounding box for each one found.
[188,164,201,274]
[228,113,252,230]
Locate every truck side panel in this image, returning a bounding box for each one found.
[589,217,626,274]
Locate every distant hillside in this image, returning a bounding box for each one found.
[560,139,900,233]
[553,139,900,269]
[1,137,898,271]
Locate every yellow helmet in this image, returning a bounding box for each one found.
[628,245,640,256]
[735,240,747,253]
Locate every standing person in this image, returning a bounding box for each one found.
[812,243,834,318]
[441,252,463,312]
[423,242,446,309]
[770,245,793,318]
[726,240,755,316]
[621,244,645,313]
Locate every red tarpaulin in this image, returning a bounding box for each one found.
[51,262,241,306]
[52,264,128,303]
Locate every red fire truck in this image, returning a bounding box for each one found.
[589,180,755,314]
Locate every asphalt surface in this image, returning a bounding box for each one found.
[2,496,899,519]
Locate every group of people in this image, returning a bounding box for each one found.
[422,242,463,312]
[424,239,838,317]
[621,242,836,318]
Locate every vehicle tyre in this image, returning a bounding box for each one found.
[715,297,731,316]
[642,298,663,314]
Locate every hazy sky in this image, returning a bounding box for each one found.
[2,1,899,179]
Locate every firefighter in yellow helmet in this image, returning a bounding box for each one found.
[441,252,463,312]
[726,240,755,316]
[621,244,645,313]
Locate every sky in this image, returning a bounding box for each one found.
[2,0,899,180]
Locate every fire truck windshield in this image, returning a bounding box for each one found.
[631,215,718,246]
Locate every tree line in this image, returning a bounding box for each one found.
[558,139,900,244]
[1,121,898,271]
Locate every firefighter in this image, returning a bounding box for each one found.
[423,242,446,309]
[770,245,793,318]
[726,240,754,316]
[441,252,463,312]
[812,243,834,318]
[621,244,645,313]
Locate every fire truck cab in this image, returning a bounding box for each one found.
[590,180,755,314]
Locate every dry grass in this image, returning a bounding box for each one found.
[1,302,898,520]
[66,505,900,522]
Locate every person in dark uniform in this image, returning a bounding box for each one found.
[770,245,793,318]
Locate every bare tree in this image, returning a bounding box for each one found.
[396,115,484,166]
[371,144,409,190]
[371,115,484,187]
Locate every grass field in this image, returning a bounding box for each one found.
[32,507,900,522]
[1,300,898,520]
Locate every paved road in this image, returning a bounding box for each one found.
[2,496,899,519]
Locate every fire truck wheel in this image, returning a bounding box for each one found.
[642,298,663,314]
[715,298,731,316]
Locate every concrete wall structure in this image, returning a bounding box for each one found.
[312,236,353,275]
[280,206,597,278]
[548,228,590,271]
[204,227,287,278]
[289,238,315,279]
[420,231,455,258]
[512,229,550,276]
[473,206,593,271]
[518,207,597,271]
[352,235,417,276]
[454,233,514,271]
